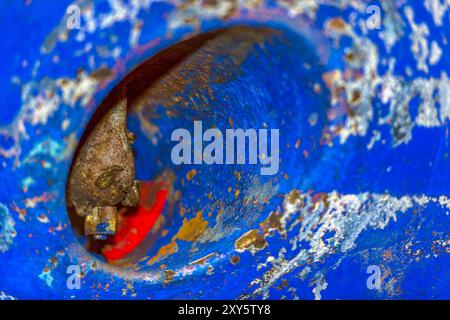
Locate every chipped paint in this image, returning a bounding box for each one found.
[0,203,16,253]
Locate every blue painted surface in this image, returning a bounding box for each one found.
[0,1,449,299]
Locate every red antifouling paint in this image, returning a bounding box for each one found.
[102,181,168,261]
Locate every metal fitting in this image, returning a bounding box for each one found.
[67,97,139,240]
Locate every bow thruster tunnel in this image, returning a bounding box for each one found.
[0,1,449,299]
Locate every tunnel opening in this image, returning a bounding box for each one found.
[67,25,330,271]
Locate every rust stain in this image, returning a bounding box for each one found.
[147,241,179,266]
[284,189,302,206]
[326,17,349,33]
[164,269,176,284]
[186,169,197,181]
[260,211,282,234]
[230,255,240,265]
[235,229,267,254]
[129,27,280,143]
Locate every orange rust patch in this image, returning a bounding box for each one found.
[173,210,208,242]
[326,17,349,32]
[186,169,198,181]
[285,189,302,206]
[383,249,394,261]
[260,211,282,234]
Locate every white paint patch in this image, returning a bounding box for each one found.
[251,190,450,298]
[0,203,16,253]
[405,6,430,73]
[424,0,450,26]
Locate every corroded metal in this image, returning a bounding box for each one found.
[67,97,139,239]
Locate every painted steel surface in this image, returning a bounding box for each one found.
[0,0,449,299]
